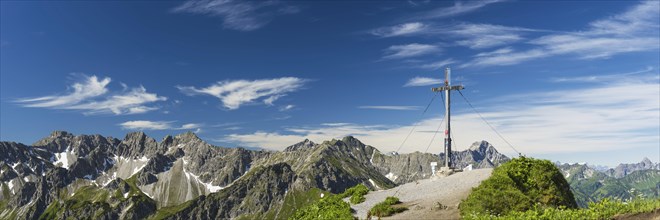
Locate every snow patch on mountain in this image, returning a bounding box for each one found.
[183,167,225,193]
[368,179,380,190]
[53,145,75,169]
[385,172,398,181]
[7,179,14,193]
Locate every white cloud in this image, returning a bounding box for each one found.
[119,121,173,130]
[271,115,292,121]
[178,77,307,110]
[223,76,660,162]
[588,1,659,36]
[70,86,167,115]
[371,22,534,48]
[417,0,505,19]
[531,35,659,59]
[172,0,300,31]
[404,77,442,87]
[16,74,166,115]
[279,104,295,111]
[383,43,440,59]
[451,23,528,36]
[449,23,539,49]
[358,106,421,110]
[464,1,660,67]
[18,75,110,108]
[181,123,203,129]
[550,66,657,83]
[474,47,513,57]
[407,0,431,7]
[456,34,521,49]
[461,49,546,67]
[370,22,427,37]
[119,120,202,131]
[418,58,456,70]
[320,123,353,127]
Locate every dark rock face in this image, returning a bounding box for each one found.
[371,151,439,184]
[117,131,163,158]
[312,137,396,192]
[104,178,131,192]
[167,163,296,219]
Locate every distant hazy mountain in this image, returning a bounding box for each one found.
[604,157,660,178]
[556,159,660,207]
[0,131,506,219]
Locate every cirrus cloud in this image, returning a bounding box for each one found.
[383,43,440,59]
[463,1,660,67]
[16,74,166,115]
[370,22,428,37]
[177,77,307,110]
[404,77,442,87]
[119,120,202,131]
[172,0,300,31]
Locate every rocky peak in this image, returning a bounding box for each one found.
[641,157,653,168]
[449,141,509,169]
[118,131,160,158]
[174,131,202,143]
[123,131,148,142]
[32,130,76,151]
[50,131,73,139]
[284,139,316,152]
[468,141,490,153]
[341,136,365,147]
[161,135,174,146]
[605,158,659,178]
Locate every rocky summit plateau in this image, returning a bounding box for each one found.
[0,131,509,219]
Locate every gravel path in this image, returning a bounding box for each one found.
[349,168,492,220]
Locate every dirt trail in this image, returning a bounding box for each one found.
[350,168,492,220]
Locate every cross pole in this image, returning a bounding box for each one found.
[432,68,464,169]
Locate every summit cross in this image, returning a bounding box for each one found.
[432,68,464,169]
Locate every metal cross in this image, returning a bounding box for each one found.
[432,68,464,169]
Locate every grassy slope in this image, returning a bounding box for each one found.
[38,175,156,219]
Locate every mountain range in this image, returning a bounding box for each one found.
[0,131,510,219]
[556,159,660,207]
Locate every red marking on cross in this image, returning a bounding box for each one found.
[444,130,448,135]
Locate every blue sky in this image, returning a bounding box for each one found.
[1,0,658,167]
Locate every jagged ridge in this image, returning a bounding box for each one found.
[0,131,510,219]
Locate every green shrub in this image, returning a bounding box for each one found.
[289,195,355,220]
[368,196,407,219]
[339,184,369,204]
[459,156,577,218]
[290,184,371,219]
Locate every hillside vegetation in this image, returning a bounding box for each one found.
[459,157,578,218]
[289,184,369,220]
[471,198,660,220]
[570,169,660,207]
